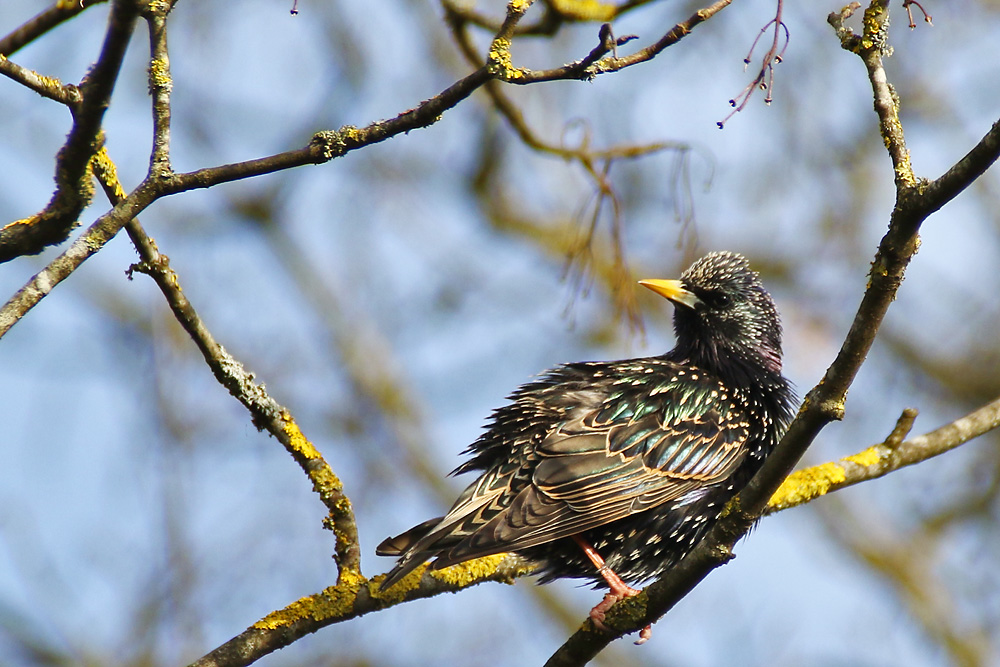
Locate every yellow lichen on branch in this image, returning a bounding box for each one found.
[280,411,352,519]
[1,217,37,232]
[548,0,618,22]
[280,410,325,461]
[768,461,846,512]
[844,445,883,468]
[487,38,526,81]
[767,443,894,513]
[370,566,428,605]
[370,554,537,606]
[90,147,127,200]
[148,57,173,92]
[250,554,538,633]
[430,553,524,587]
[253,581,364,630]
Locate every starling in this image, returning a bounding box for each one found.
[377,251,796,640]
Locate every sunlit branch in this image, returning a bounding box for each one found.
[0,0,107,56]
[765,397,1000,514]
[0,0,140,263]
[146,6,172,176]
[0,53,81,105]
[188,556,534,667]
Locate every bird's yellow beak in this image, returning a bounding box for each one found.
[638,278,702,309]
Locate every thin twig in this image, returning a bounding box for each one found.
[0,0,107,56]
[718,0,788,128]
[89,146,364,578]
[901,0,932,29]
[0,54,81,105]
[145,4,173,176]
[494,0,735,83]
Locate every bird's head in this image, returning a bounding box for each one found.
[640,251,783,378]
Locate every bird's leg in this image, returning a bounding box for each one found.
[571,535,652,644]
[571,534,639,596]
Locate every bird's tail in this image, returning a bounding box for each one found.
[376,516,443,590]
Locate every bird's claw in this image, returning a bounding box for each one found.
[588,592,653,644]
[588,592,619,631]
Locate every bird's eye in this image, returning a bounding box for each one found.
[712,292,732,308]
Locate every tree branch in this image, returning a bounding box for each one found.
[0,53,81,105]
[0,0,107,56]
[128,247,364,577]
[765,397,1000,514]
[145,2,172,177]
[0,175,160,339]
[85,148,365,580]
[0,0,139,263]
[0,0,727,332]
[0,52,493,337]
[493,0,735,84]
[188,555,535,667]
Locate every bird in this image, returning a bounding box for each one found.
[376,250,796,642]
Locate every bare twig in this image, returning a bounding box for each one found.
[445,11,686,162]
[0,0,107,56]
[490,0,735,83]
[145,4,172,176]
[718,0,788,128]
[901,0,932,29]
[0,54,81,105]
[128,245,364,576]
[90,147,364,581]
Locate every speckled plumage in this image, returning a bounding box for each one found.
[377,251,796,591]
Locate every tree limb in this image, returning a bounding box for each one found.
[766,397,1000,514]
[187,555,535,667]
[0,53,81,105]
[0,0,139,263]
[0,0,107,56]
[84,152,365,582]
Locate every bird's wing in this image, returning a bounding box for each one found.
[430,371,751,566]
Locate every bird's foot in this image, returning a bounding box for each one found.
[573,535,652,643]
[588,592,620,631]
[588,589,653,644]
